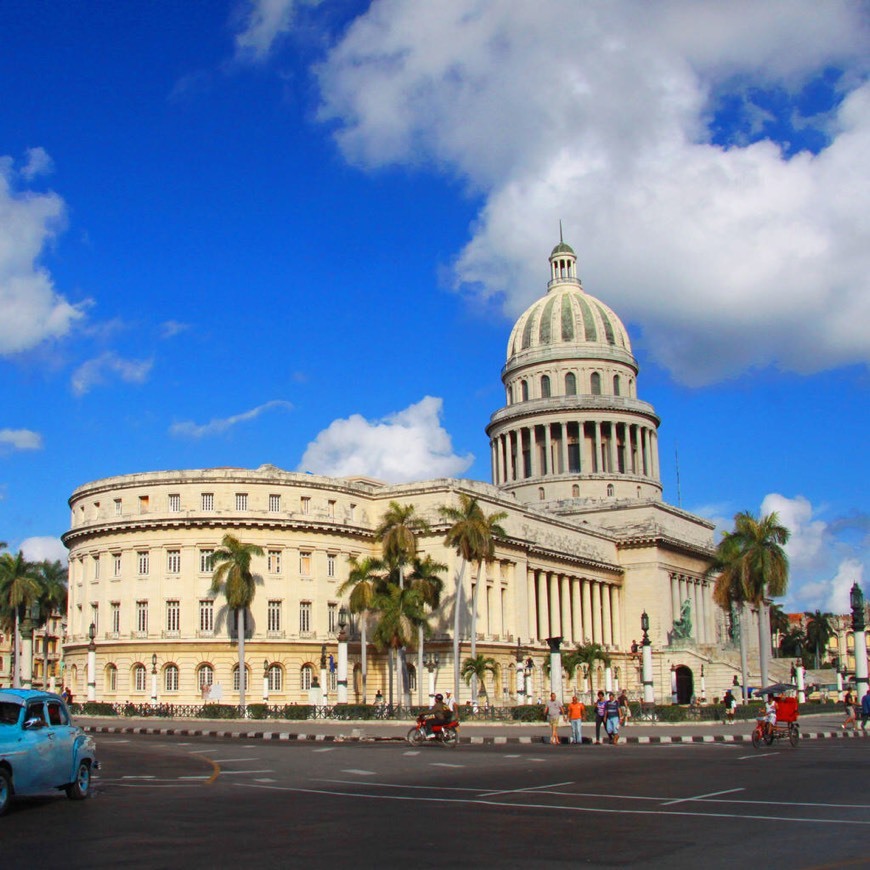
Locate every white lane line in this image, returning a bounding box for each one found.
[178,776,210,780]
[503,754,521,758]
[738,753,778,760]
[312,748,336,753]
[530,758,547,763]
[209,757,260,763]
[430,763,464,768]
[479,780,574,798]
[255,778,277,783]
[216,769,274,776]
[189,749,219,754]
[319,779,482,793]
[341,769,378,776]
[122,775,156,780]
[232,782,870,825]
[661,788,744,807]
[404,751,421,756]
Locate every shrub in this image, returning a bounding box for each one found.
[511,704,545,722]
[78,702,117,716]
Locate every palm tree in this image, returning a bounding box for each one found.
[33,560,68,689]
[408,554,446,704]
[461,654,497,701]
[805,610,835,669]
[338,555,382,703]
[210,534,264,712]
[0,551,41,688]
[574,642,610,696]
[768,602,790,657]
[728,511,790,689]
[439,494,507,705]
[375,502,429,706]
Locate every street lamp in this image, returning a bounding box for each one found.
[525,657,535,704]
[319,643,328,708]
[424,651,439,702]
[87,622,97,702]
[850,582,868,699]
[337,606,349,704]
[514,639,525,703]
[640,611,655,704]
[700,665,706,703]
[263,658,270,703]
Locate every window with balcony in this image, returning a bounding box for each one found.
[267,600,282,633]
[111,602,120,636]
[166,600,180,634]
[199,599,214,634]
[136,600,148,635]
[328,602,337,634]
[299,601,311,634]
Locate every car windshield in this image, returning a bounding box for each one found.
[0,702,22,725]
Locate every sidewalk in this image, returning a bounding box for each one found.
[77,712,869,745]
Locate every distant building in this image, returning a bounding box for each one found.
[62,240,765,706]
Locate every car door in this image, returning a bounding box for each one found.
[19,700,54,792]
[44,700,77,787]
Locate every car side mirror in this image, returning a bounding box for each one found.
[23,717,46,730]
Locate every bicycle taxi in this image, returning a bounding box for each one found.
[751,683,800,749]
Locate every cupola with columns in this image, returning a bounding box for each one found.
[486,237,662,507]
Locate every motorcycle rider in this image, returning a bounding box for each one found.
[424,693,451,739]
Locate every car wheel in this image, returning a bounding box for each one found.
[406,727,424,746]
[65,760,91,801]
[0,767,12,816]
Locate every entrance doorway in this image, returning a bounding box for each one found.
[675,666,694,704]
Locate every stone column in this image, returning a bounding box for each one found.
[581,580,593,644]
[548,573,561,639]
[544,424,552,477]
[560,575,572,645]
[537,571,549,641]
[527,568,537,642]
[593,422,602,474]
[602,583,613,646]
[592,582,603,645]
[571,578,582,644]
[671,573,680,627]
[610,585,622,649]
[528,427,538,478]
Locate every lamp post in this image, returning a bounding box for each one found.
[87,623,97,702]
[670,664,678,704]
[20,602,38,689]
[319,643,328,708]
[640,611,655,704]
[795,641,806,703]
[613,667,620,695]
[700,665,706,703]
[514,639,525,704]
[524,657,535,704]
[60,619,67,693]
[547,637,563,702]
[150,652,158,705]
[851,582,868,699]
[263,659,270,703]
[424,651,439,702]
[337,605,349,704]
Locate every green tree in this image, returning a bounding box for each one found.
[461,654,498,700]
[769,602,790,656]
[338,555,382,703]
[371,584,428,705]
[210,534,264,712]
[0,551,41,688]
[804,610,835,669]
[439,494,507,705]
[375,502,429,706]
[408,554,446,703]
[573,642,610,696]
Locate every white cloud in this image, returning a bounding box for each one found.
[160,320,190,339]
[20,147,54,180]
[0,428,43,452]
[170,399,293,438]
[20,536,67,565]
[316,0,870,385]
[235,0,298,62]
[298,395,474,483]
[0,153,86,355]
[71,352,153,396]
[761,493,827,570]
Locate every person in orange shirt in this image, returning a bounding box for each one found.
[566,694,586,745]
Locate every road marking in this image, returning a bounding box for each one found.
[479,780,574,798]
[217,769,274,775]
[503,754,521,758]
[661,788,744,806]
[190,752,221,785]
[738,753,778,760]
[255,778,277,783]
[312,748,336,753]
[404,751,420,756]
[341,769,378,776]
[430,763,464,768]
[209,757,260,763]
[178,776,210,780]
[122,775,156,780]
[189,748,219,754]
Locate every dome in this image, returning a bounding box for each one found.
[550,240,575,257]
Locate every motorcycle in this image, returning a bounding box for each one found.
[406,714,460,747]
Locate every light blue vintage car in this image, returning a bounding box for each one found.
[0,688,98,816]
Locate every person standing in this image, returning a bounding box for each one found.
[566,694,586,745]
[604,692,621,744]
[860,687,870,730]
[444,690,459,720]
[594,691,606,744]
[723,689,736,725]
[618,690,631,727]
[545,692,564,746]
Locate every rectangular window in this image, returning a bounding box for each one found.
[166,600,180,634]
[349,503,356,520]
[114,498,122,516]
[268,550,281,573]
[135,666,147,692]
[327,553,336,578]
[268,600,281,633]
[167,549,181,573]
[90,603,99,634]
[328,602,337,634]
[269,494,281,512]
[199,549,214,573]
[111,602,120,635]
[136,600,148,635]
[199,599,214,633]
[201,492,214,511]
[93,555,100,580]
[112,553,122,577]
[137,551,149,575]
[300,496,310,514]
[168,494,181,512]
[299,551,312,576]
[327,499,335,518]
[139,495,149,514]
[299,601,311,634]
[235,492,248,511]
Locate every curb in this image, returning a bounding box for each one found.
[82,724,870,745]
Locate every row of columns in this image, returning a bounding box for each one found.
[491,419,659,486]
[669,573,716,644]
[526,570,622,649]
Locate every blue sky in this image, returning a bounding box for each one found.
[1,0,868,614]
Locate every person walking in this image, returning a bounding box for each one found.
[545,692,564,746]
[594,691,606,744]
[860,687,870,730]
[566,694,586,745]
[842,690,857,731]
[618,690,631,727]
[723,689,736,725]
[604,692,621,744]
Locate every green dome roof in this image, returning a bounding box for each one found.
[550,241,575,257]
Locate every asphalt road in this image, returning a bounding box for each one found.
[3,732,869,869]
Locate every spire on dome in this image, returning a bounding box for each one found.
[549,228,579,286]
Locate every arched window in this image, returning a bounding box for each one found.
[565,372,577,395]
[507,385,513,405]
[301,664,313,691]
[232,664,250,692]
[572,485,580,497]
[538,487,545,500]
[541,375,551,398]
[591,372,602,395]
[606,484,615,497]
[521,380,529,401]
[133,664,147,693]
[105,664,118,692]
[407,664,417,692]
[164,664,179,692]
[637,486,642,498]
[197,664,214,690]
[267,664,283,692]
[613,375,621,396]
